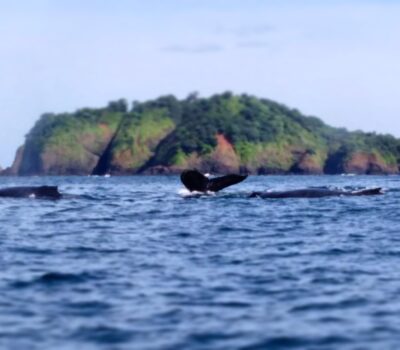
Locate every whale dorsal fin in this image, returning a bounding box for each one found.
[180,169,247,192]
[36,186,62,198]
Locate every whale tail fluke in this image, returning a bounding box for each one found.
[180,170,209,192]
[208,173,248,192]
[180,169,247,193]
[351,187,383,196]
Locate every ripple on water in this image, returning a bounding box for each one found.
[10,271,102,288]
[241,335,353,350]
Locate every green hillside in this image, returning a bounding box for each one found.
[4,93,400,175]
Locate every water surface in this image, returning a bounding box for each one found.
[0,175,399,350]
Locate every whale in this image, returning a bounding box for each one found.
[180,169,383,198]
[180,169,247,192]
[249,187,383,198]
[0,186,62,199]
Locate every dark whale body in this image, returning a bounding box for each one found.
[180,170,247,193]
[0,186,62,199]
[250,187,382,198]
[180,169,383,198]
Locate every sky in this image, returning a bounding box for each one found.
[1,0,400,167]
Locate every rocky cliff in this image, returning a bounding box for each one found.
[3,93,400,175]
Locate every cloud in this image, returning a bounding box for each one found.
[237,41,270,49]
[215,24,274,37]
[233,24,274,37]
[161,44,224,53]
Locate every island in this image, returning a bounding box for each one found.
[3,92,400,175]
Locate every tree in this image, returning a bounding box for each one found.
[107,99,128,113]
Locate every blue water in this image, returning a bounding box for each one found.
[1,175,400,350]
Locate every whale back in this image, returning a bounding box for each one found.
[250,187,383,199]
[36,186,62,199]
[351,187,383,196]
[0,186,62,199]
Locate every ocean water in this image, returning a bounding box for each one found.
[0,175,400,350]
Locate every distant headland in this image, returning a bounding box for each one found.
[2,92,400,176]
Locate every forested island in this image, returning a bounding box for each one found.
[3,92,400,176]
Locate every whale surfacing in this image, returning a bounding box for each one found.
[0,186,62,199]
[180,170,247,193]
[249,187,383,199]
[180,169,383,198]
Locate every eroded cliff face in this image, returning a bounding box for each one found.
[324,149,398,175]
[18,121,120,175]
[343,152,398,174]
[5,146,25,175]
[40,123,116,175]
[3,110,124,175]
[106,110,176,174]
[143,134,399,175]
[157,134,241,174]
[4,94,400,176]
[289,150,326,175]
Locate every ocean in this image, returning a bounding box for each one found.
[0,175,399,350]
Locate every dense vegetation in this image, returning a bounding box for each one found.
[5,93,400,175]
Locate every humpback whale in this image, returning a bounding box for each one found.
[180,169,247,193]
[249,187,383,198]
[180,170,383,198]
[0,186,62,199]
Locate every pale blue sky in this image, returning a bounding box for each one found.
[1,0,400,167]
